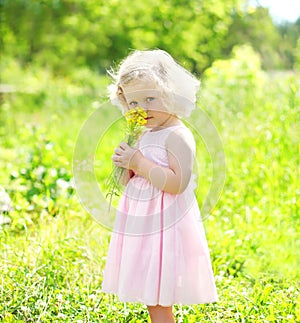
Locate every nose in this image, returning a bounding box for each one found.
[140,104,148,111]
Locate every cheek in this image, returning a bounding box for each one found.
[149,100,167,112]
[154,112,169,121]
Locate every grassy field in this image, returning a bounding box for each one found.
[0,57,299,322]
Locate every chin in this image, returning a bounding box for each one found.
[145,120,153,127]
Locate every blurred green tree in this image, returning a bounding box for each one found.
[2,0,244,74]
[223,5,300,70]
[295,37,300,71]
[276,18,300,70]
[223,6,283,69]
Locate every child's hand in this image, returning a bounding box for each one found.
[112,142,143,170]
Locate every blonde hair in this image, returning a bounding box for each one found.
[107,49,200,117]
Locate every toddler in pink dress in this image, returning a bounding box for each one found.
[102,49,218,323]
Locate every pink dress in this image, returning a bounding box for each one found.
[101,125,218,306]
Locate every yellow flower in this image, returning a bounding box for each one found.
[106,106,147,209]
[137,116,146,125]
[125,107,147,126]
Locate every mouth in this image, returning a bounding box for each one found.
[145,117,153,120]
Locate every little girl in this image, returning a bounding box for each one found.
[101,49,218,323]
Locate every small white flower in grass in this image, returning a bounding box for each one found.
[56,294,63,301]
[49,168,57,177]
[69,177,75,188]
[88,294,97,301]
[35,299,47,308]
[33,166,46,179]
[21,306,30,313]
[0,187,13,228]
[56,178,70,190]
[0,186,13,213]
[57,313,67,319]
[92,101,101,109]
[45,142,54,150]
[10,171,19,178]
[0,215,11,226]
[60,167,67,175]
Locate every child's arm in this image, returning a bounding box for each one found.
[112,130,194,194]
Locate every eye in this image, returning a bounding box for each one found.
[129,101,138,107]
[146,97,155,102]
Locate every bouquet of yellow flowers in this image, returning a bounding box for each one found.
[124,107,147,145]
[106,107,147,209]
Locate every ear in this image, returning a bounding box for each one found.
[117,86,129,109]
[117,85,123,96]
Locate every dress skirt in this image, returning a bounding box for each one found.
[101,175,218,306]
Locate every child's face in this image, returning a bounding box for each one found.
[121,80,173,129]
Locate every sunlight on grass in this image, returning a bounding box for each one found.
[0,57,299,322]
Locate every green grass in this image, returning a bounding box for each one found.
[0,60,299,322]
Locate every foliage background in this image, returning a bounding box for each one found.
[0,0,299,322]
[2,0,300,73]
